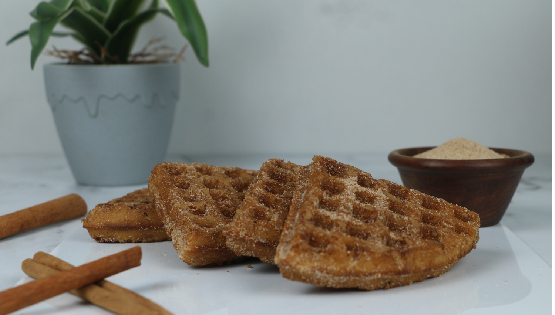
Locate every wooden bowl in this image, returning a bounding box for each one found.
[388,147,534,227]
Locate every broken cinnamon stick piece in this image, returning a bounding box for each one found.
[21,258,161,315]
[0,246,141,315]
[32,251,172,315]
[0,194,87,240]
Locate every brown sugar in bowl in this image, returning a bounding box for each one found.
[388,147,534,227]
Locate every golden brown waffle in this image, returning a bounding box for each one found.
[148,162,258,266]
[275,156,480,290]
[224,159,301,264]
[82,189,170,243]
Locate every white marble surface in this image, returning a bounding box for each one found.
[0,153,551,314]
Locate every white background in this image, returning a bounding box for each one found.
[0,0,551,156]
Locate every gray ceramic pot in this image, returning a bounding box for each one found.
[44,63,179,186]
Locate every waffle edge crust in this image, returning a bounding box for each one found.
[148,162,258,266]
[82,188,170,243]
[275,156,480,291]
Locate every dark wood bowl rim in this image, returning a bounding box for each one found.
[388,147,535,174]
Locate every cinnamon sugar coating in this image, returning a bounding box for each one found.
[275,156,480,290]
[82,189,170,243]
[224,159,301,264]
[148,162,258,266]
[414,138,507,159]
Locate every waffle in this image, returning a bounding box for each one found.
[82,189,170,243]
[275,156,480,290]
[224,159,302,264]
[148,162,258,266]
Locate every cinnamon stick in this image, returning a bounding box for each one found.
[0,194,87,240]
[32,251,171,315]
[0,246,141,315]
[21,259,162,315]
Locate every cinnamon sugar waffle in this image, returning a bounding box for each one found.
[148,162,258,266]
[82,189,170,243]
[275,156,480,290]
[224,159,301,264]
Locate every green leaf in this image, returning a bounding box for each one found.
[51,31,75,37]
[148,0,160,11]
[30,3,64,21]
[104,8,159,63]
[29,19,60,69]
[103,0,147,33]
[6,30,29,46]
[12,0,74,69]
[25,0,76,68]
[84,6,107,24]
[30,0,73,21]
[60,7,110,57]
[50,0,74,9]
[68,0,106,24]
[158,8,174,20]
[165,0,209,67]
[85,0,110,13]
[73,0,91,11]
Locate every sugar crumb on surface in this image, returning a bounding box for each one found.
[414,138,508,160]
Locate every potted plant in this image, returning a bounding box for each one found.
[7,0,209,186]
